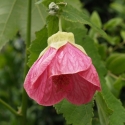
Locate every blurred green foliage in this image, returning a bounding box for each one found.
[0,0,125,125]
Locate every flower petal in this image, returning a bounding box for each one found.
[24,47,69,106]
[49,43,92,76]
[79,65,101,91]
[24,69,66,106]
[24,47,57,88]
[66,73,98,105]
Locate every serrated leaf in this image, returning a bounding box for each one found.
[0,0,47,50]
[54,100,93,125]
[96,93,113,125]
[47,16,59,36]
[80,36,125,125]
[61,4,108,39]
[101,78,125,125]
[28,26,48,66]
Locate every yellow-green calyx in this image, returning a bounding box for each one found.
[39,31,87,58]
[48,31,75,48]
[48,31,87,54]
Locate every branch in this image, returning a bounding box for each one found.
[0,98,21,116]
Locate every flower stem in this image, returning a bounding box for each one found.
[59,16,62,31]
[0,98,21,116]
[20,0,32,124]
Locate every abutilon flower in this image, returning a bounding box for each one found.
[24,32,101,106]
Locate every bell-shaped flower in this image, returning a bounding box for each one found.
[24,32,101,106]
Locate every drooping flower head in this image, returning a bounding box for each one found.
[24,32,101,106]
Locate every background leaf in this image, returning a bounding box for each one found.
[103,18,123,30]
[106,54,125,75]
[0,0,47,50]
[0,0,23,49]
[90,11,102,28]
[120,30,125,40]
[61,4,108,39]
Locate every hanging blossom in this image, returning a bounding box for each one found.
[24,32,101,106]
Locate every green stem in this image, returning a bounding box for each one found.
[20,0,32,124]
[0,98,21,116]
[59,16,62,31]
[108,71,125,81]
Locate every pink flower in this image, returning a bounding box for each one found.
[24,32,101,106]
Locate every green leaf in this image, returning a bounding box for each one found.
[96,93,113,125]
[0,0,21,49]
[89,11,102,42]
[101,78,125,125]
[42,0,64,7]
[106,53,120,68]
[104,18,123,30]
[97,44,107,60]
[28,26,48,66]
[64,0,82,11]
[47,16,59,36]
[105,75,117,97]
[114,77,123,91]
[62,18,87,32]
[54,100,93,125]
[110,2,125,14]
[35,0,43,5]
[105,75,123,97]
[0,0,47,50]
[90,11,102,28]
[81,36,125,125]
[107,54,125,75]
[61,4,108,39]
[120,30,125,40]
[66,28,87,41]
